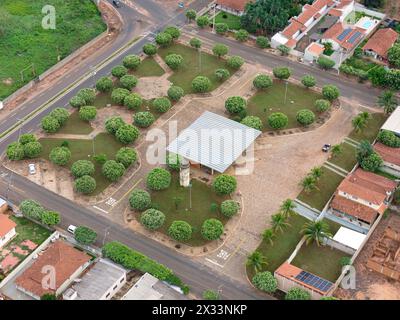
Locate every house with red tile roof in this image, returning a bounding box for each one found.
[363,28,398,63]
[374,142,400,177]
[320,22,366,52]
[215,0,251,16]
[0,214,16,249]
[304,42,325,62]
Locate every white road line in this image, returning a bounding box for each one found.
[93,206,109,214]
[205,258,224,268]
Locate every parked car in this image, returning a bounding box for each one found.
[28,164,36,175]
[67,225,77,234]
[322,144,331,152]
[112,0,121,8]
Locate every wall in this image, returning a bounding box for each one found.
[0,228,16,249]
[275,273,324,300]
[354,3,386,20]
[324,237,356,255]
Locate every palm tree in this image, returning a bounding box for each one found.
[280,199,296,218]
[301,220,332,246]
[246,251,268,273]
[262,228,275,245]
[311,167,323,181]
[300,175,317,194]
[352,115,366,133]
[378,90,398,114]
[359,111,371,122]
[271,213,290,233]
[331,144,342,158]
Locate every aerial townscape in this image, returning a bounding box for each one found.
[1,0,400,306]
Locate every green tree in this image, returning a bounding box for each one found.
[189,37,202,49]
[301,75,316,88]
[96,77,113,93]
[102,160,126,182]
[356,140,374,163]
[377,130,400,148]
[252,271,277,293]
[215,68,230,81]
[140,209,166,230]
[105,116,125,135]
[360,152,383,172]
[111,88,131,105]
[201,219,224,240]
[253,74,273,90]
[268,112,288,129]
[41,115,60,133]
[124,93,143,110]
[111,65,128,79]
[241,116,263,130]
[285,287,311,300]
[262,228,275,245]
[23,141,42,159]
[277,45,290,56]
[300,175,317,193]
[41,210,61,226]
[77,88,96,105]
[227,56,244,69]
[273,67,291,80]
[212,43,229,58]
[256,36,270,48]
[147,168,172,191]
[153,97,172,113]
[212,174,237,195]
[7,142,25,161]
[352,114,367,133]
[192,76,212,93]
[186,9,197,22]
[168,221,193,242]
[196,16,209,28]
[75,226,97,245]
[296,109,315,126]
[79,106,97,121]
[49,146,71,166]
[331,144,342,157]
[378,90,398,114]
[155,32,173,47]
[115,124,140,144]
[129,189,152,211]
[216,23,228,34]
[74,175,97,194]
[317,56,336,70]
[120,75,138,90]
[315,99,331,113]
[20,199,45,220]
[247,251,268,273]
[271,213,290,233]
[388,43,400,68]
[166,153,182,171]
[311,166,323,181]
[143,43,158,56]
[225,96,247,114]
[167,86,185,101]
[280,199,296,219]
[123,54,141,70]
[235,29,249,42]
[70,95,86,108]
[164,26,181,40]
[302,220,332,246]
[116,147,137,168]
[50,108,70,126]
[203,290,220,300]
[220,200,240,218]
[133,111,155,128]
[322,85,340,101]
[71,160,95,178]
[165,54,184,70]
[19,133,36,145]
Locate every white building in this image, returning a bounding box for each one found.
[0,213,16,249]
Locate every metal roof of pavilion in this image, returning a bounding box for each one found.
[381,106,400,136]
[167,111,262,173]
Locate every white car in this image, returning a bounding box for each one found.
[28,164,36,175]
[67,225,77,234]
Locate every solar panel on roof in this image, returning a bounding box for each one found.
[295,271,333,293]
[337,28,352,41]
[347,31,362,44]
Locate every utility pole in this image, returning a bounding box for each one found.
[284,81,289,105]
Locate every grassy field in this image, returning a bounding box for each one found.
[214,12,242,30]
[131,58,165,78]
[291,242,350,282]
[349,113,387,142]
[10,216,52,247]
[57,111,93,135]
[297,167,344,211]
[247,81,322,130]
[93,93,114,109]
[38,133,123,195]
[0,0,106,100]
[150,175,228,247]
[246,213,309,280]
[158,43,235,94]
[328,142,357,172]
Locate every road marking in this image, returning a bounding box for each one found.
[105,197,117,207]
[111,178,143,207]
[205,258,224,268]
[216,249,231,261]
[93,206,109,214]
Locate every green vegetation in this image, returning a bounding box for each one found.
[130,57,165,78]
[349,113,387,142]
[214,12,242,30]
[57,111,93,135]
[10,215,52,246]
[329,142,357,172]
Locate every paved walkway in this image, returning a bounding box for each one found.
[293,199,320,220]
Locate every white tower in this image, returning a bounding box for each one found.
[180,158,190,187]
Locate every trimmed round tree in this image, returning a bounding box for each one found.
[285,287,311,300]
[301,75,316,88]
[7,142,25,161]
[74,175,97,194]
[20,199,44,220]
[134,111,155,128]
[105,116,125,135]
[50,108,70,126]
[168,221,193,242]
[143,43,158,56]
[220,200,240,218]
[317,56,336,70]
[71,160,95,178]
[322,85,340,101]
[165,54,184,70]
[111,88,131,105]
[256,36,270,49]
[111,65,128,79]
[189,37,202,49]
[140,209,166,230]
[41,210,61,226]
[96,76,113,93]
[168,86,185,101]
[273,67,291,80]
[74,226,97,245]
[19,133,36,145]
[116,147,137,168]
[77,88,96,105]
[70,95,86,108]
[225,96,247,114]
[124,93,143,110]
[155,32,173,47]
[215,68,230,81]
[41,115,60,133]
[164,26,181,40]
[192,76,211,93]
[166,153,182,171]
[196,16,209,28]
[153,97,172,113]
[102,160,126,182]
[252,272,277,293]
[315,99,331,113]
[201,219,224,241]
[146,167,171,191]
[120,75,138,90]
[79,106,97,121]
[49,146,71,166]
[227,55,244,69]
[212,174,237,195]
[235,29,249,42]
[23,141,42,159]
[123,54,141,70]
[115,124,140,144]
[241,116,263,131]
[212,43,229,58]
[268,112,289,130]
[129,189,152,211]
[186,9,197,21]
[253,74,273,90]
[216,23,228,34]
[296,109,316,126]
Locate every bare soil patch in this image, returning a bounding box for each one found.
[133,77,172,100]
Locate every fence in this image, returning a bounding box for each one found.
[354,3,386,20]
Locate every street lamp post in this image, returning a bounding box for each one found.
[284,81,289,105]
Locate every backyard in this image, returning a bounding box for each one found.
[247,81,323,130]
[149,175,228,247]
[349,113,387,142]
[0,0,106,99]
[214,12,242,30]
[328,142,357,172]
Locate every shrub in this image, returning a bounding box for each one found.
[256,36,270,48]
[140,209,166,230]
[227,56,244,69]
[111,88,131,105]
[216,23,228,34]
[124,93,143,110]
[167,86,185,101]
[317,56,336,70]
[155,32,173,47]
[94,153,108,165]
[41,293,56,300]
[360,152,383,172]
[105,116,125,135]
[123,54,141,70]
[79,106,97,121]
[166,153,182,171]
[129,189,152,211]
[220,200,240,218]
[41,210,60,226]
[212,174,237,195]
[147,168,171,190]
[315,99,331,113]
[241,116,263,130]
[186,9,197,21]
[201,219,224,240]
[133,111,155,128]
[7,142,25,160]
[212,44,229,58]
[153,97,172,113]
[77,88,96,105]
[116,124,140,144]
[322,85,340,101]
[168,221,193,242]
[143,43,157,56]
[102,160,126,182]
[164,26,181,40]
[253,74,273,90]
[116,147,137,168]
[96,76,113,92]
[69,95,86,108]
[235,29,249,42]
[215,68,230,81]
[203,290,220,300]
[277,45,290,56]
[23,142,42,159]
[196,16,209,28]
[189,37,202,49]
[120,75,138,90]
[71,160,95,178]
[19,134,36,145]
[301,75,316,88]
[268,112,288,130]
[285,288,311,300]
[20,199,45,220]
[273,67,291,80]
[165,54,184,70]
[225,96,247,114]
[50,108,70,126]
[377,130,400,148]
[340,256,352,267]
[74,175,96,194]
[296,109,315,126]
[74,226,97,245]
[49,146,71,166]
[252,272,277,293]
[41,115,60,133]
[111,65,128,78]
[192,76,211,93]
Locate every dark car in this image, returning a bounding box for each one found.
[113,0,121,8]
[322,144,331,152]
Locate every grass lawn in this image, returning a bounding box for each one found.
[131,58,165,78]
[158,43,235,94]
[349,113,387,142]
[149,175,228,247]
[246,213,309,280]
[291,242,350,282]
[38,133,123,195]
[93,92,114,109]
[328,142,357,172]
[0,0,106,100]
[57,111,93,135]
[297,167,344,211]
[214,11,242,30]
[247,81,323,130]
